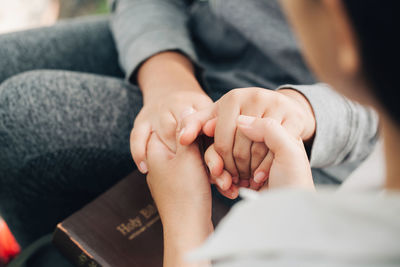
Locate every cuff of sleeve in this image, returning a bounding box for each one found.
[122,29,198,82]
[277,83,353,168]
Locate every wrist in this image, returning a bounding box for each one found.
[163,215,213,263]
[138,52,205,103]
[279,88,316,142]
[161,206,213,266]
[163,217,213,243]
[158,198,212,228]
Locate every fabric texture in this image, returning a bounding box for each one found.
[0,18,141,247]
[0,69,142,247]
[0,16,123,84]
[0,0,377,251]
[110,0,378,179]
[278,83,379,182]
[189,188,400,266]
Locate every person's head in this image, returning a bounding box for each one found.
[280,0,400,127]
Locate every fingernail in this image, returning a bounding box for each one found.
[139,161,148,173]
[254,171,266,183]
[237,115,256,126]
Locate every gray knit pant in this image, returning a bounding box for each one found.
[0,16,143,247]
[0,16,236,249]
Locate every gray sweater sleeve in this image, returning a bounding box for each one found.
[110,0,197,79]
[278,83,379,169]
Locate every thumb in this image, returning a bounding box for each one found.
[236,115,300,156]
[175,121,201,156]
[176,108,199,154]
[178,104,217,145]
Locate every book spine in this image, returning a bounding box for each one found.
[52,223,102,267]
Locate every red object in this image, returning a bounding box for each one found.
[0,218,20,264]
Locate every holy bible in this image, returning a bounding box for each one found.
[52,170,230,267]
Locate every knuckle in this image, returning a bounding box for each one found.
[227,89,242,100]
[214,142,231,157]
[181,116,190,128]
[249,90,264,103]
[251,143,268,158]
[272,92,286,108]
[233,148,249,162]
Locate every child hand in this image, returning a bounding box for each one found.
[179,88,315,191]
[131,90,211,172]
[130,52,212,174]
[146,132,213,266]
[146,132,212,223]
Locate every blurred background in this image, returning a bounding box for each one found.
[0,0,109,34]
[0,1,109,265]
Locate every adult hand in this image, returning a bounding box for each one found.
[130,52,212,173]
[236,115,314,190]
[179,88,315,191]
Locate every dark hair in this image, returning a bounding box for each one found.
[342,1,400,124]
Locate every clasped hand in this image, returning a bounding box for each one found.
[178,87,316,198]
[133,87,316,199]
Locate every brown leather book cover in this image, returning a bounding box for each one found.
[52,170,230,267]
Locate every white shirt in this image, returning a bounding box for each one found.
[188,188,400,266]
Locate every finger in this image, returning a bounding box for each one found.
[147,132,175,165]
[204,144,224,177]
[216,184,239,199]
[214,105,240,178]
[250,142,268,176]
[174,119,206,161]
[282,118,303,139]
[253,150,274,183]
[179,105,217,145]
[238,179,250,188]
[215,186,234,199]
[209,169,232,191]
[157,112,178,152]
[130,122,152,173]
[237,115,298,156]
[203,117,217,137]
[260,180,269,191]
[175,106,196,134]
[249,178,264,190]
[232,129,252,180]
